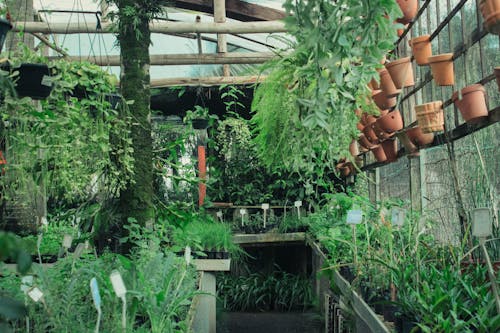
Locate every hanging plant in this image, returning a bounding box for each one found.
[252,0,401,181]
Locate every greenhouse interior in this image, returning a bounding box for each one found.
[0,0,499,332]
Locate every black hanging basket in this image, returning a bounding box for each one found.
[1,63,53,100]
[0,18,12,53]
[192,118,209,129]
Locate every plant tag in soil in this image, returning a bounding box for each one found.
[41,75,53,87]
[110,270,126,298]
[90,278,101,310]
[391,208,406,227]
[184,246,192,265]
[239,209,247,216]
[37,234,43,249]
[294,201,302,208]
[73,243,85,258]
[41,216,48,226]
[28,287,43,302]
[62,234,73,249]
[21,275,34,293]
[472,208,492,238]
[261,203,270,210]
[216,211,223,218]
[346,210,363,224]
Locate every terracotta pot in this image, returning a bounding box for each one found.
[349,140,360,157]
[480,0,500,35]
[406,126,434,147]
[372,121,394,141]
[415,101,444,133]
[495,67,500,92]
[369,78,380,90]
[451,84,488,124]
[358,134,375,150]
[376,110,404,133]
[386,57,414,89]
[409,35,432,65]
[363,121,379,144]
[373,90,397,110]
[397,24,409,37]
[428,53,454,86]
[396,0,419,24]
[371,145,387,162]
[399,131,418,154]
[381,139,398,162]
[360,113,373,126]
[379,68,401,97]
[357,122,365,131]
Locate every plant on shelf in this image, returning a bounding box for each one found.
[252,0,401,187]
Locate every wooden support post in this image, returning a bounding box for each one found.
[196,16,202,54]
[214,0,230,76]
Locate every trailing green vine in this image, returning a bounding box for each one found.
[252,0,402,181]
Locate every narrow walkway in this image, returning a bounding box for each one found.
[217,312,323,333]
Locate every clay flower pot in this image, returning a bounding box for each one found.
[363,120,380,144]
[495,67,500,91]
[358,134,375,150]
[451,84,489,124]
[381,139,398,162]
[376,110,404,134]
[357,122,365,131]
[372,121,394,141]
[480,0,500,35]
[385,57,414,89]
[409,35,432,65]
[415,101,444,133]
[428,53,454,86]
[371,145,387,162]
[397,24,409,37]
[373,90,397,110]
[379,68,401,97]
[406,126,434,147]
[396,0,419,24]
[369,78,380,90]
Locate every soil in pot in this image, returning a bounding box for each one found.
[373,90,397,110]
[415,101,444,133]
[405,126,434,147]
[480,0,500,35]
[451,84,488,124]
[396,0,419,24]
[409,35,432,65]
[379,68,401,97]
[0,18,12,53]
[428,53,454,86]
[376,110,404,134]
[385,57,415,88]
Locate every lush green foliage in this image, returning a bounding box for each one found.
[217,270,315,312]
[252,0,401,182]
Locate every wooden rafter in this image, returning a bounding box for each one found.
[170,0,286,22]
[150,75,266,87]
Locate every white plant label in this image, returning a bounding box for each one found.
[21,275,34,293]
[41,216,48,226]
[90,278,101,310]
[239,209,247,216]
[62,234,73,249]
[346,210,363,225]
[294,201,302,208]
[391,208,406,227]
[472,208,492,238]
[216,211,223,218]
[41,75,53,87]
[110,270,127,298]
[261,203,270,210]
[184,246,192,265]
[84,240,90,250]
[37,234,43,249]
[73,243,85,258]
[28,287,43,303]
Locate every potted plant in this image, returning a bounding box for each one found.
[451,84,489,124]
[183,105,214,129]
[1,62,53,99]
[428,53,455,86]
[409,35,432,65]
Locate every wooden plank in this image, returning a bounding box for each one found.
[193,259,231,271]
[170,0,286,22]
[233,232,306,245]
[150,75,266,87]
[12,20,287,34]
